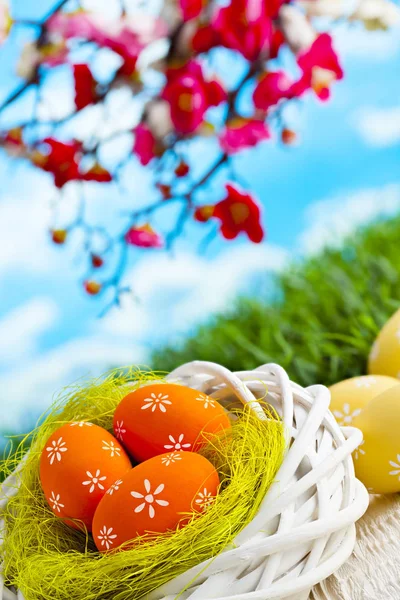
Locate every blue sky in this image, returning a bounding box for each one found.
[0,1,400,438]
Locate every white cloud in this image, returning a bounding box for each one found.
[101,243,289,340]
[353,106,400,147]
[0,298,58,364]
[333,22,400,60]
[0,192,56,276]
[0,336,146,432]
[299,183,400,254]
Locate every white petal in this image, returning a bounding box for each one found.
[155,499,169,506]
[154,483,165,495]
[134,503,146,513]
[149,505,155,518]
[131,491,144,498]
[144,479,151,493]
[160,404,166,413]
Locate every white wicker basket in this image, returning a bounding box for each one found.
[0,361,369,600]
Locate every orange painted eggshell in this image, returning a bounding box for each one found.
[40,422,132,531]
[113,383,231,462]
[92,451,220,552]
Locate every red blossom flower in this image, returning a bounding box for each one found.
[81,163,112,182]
[51,229,68,245]
[213,0,273,61]
[125,224,164,248]
[219,118,270,154]
[194,204,215,222]
[295,33,344,100]
[270,28,285,59]
[195,184,264,242]
[73,64,98,110]
[91,254,104,268]
[32,138,82,188]
[175,160,190,177]
[179,0,205,21]
[133,124,159,166]
[191,24,221,54]
[281,128,298,145]
[156,183,172,199]
[1,127,26,157]
[84,280,102,295]
[253,71,294,111]
[162,60,227,134]
[263,0,285,19]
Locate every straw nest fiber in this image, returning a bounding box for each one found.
[0,361,369,600]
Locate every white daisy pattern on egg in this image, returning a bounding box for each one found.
[164,434,191,451]
[354,376,376,388]
[389,455,400,480]
[47,437,68,465]
[97,526,118,550]
[131,479,169,518]
[161,452,182,466]
[49,491,65,513]
[107,479,123,495]
[115,421,126,441]
[142,392,172,413]
[82,469,107,493]
[354,440,366,461]
[70,421,93,427]
[195,488,214,510]
[333,403,362,426]
[196,394,216,409]
[102,440,121,458]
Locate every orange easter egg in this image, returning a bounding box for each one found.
[40,422,132,531]
[113,383,231,462]
[92,451,220,551]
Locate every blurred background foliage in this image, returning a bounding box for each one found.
[3,214,400,478]
[153,215,400,385]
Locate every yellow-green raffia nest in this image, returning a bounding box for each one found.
[0,368,285,600]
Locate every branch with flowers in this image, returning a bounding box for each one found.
[0,0,398,308]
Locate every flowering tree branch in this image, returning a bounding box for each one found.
[0,0,398,310]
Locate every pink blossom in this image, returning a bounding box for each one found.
[295,33,344,100]
[179,0,205,21]
[48,12,167,77]
[213,0,273,61]
[219,118,271,154]
[162,60,227,135]
[253,71,294,111]
[133,124,158,166]
[125,224,164,248]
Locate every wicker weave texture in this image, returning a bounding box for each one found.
[0,361,369,600]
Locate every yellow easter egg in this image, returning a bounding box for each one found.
[352,384,400,494]
[368,308,400,378]
[329,375,398,426]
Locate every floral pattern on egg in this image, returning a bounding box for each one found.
[353,384,400,494]
[92,451,220,551]
[113,383,231,462]
[40,423,132,531]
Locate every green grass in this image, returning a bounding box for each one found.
[3,215,400,480]
[152,215,400,387]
